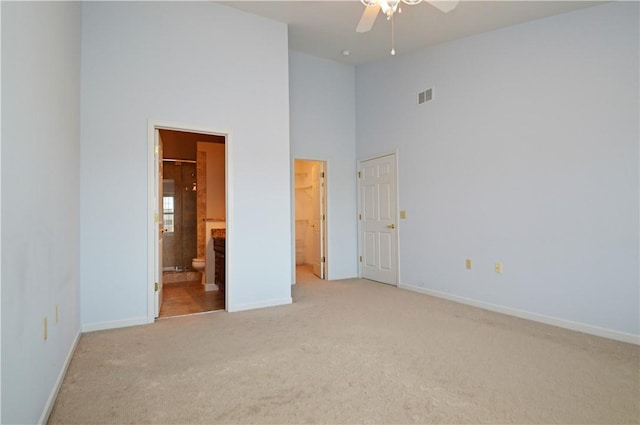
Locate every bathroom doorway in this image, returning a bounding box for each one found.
[157,129,226,318]
[294,159,327,281]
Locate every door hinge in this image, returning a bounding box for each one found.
[321,256,326,263]
[154,282,158,291]
[359,256,363,262]
[320,172,325,178]
[358,171,362,178]
[322,214,325,221]
[359,213,362,220]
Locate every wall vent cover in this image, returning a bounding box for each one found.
[418,88,433,105]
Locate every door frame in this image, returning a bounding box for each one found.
[147,119,231,322]
[357,150,400,285]
[291,157,328,283]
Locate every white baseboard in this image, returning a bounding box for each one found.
[204,282,219,292]
[81,316,150,333]
[227,297,292,313]
[399,283,640,345]
[39,330,81,425]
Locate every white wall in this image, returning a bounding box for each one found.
[289,52,358,280]
[1,2,82,423]
[356,2,639,338]
[80,1,291,326]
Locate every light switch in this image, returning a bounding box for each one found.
[495,262,503,274]
[400,211,407,219]
[465,259,472,270]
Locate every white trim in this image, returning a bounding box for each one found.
[38,330,81,425]
[399,283,640,345]
[81,316,150,333]
[358,150,398,163]
[147,122,156,323]
[147,120,232,322]
[227,297,292,313]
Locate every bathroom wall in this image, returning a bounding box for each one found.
[161,130,197,161]
[196,150,207,259]
[198,142,226,220]
[197,142,226,286]
[162,161,197,270]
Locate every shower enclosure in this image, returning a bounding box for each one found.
[162,161,197,271]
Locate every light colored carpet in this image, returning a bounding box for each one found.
[49,268,639,424]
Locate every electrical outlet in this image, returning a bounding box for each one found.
[465,259,472,270]
[495,262,503,274]
[400,210,407,219]
[43,317,48,341]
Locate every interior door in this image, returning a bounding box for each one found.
[359,154,398,285]
[154,129,164,317]
[310,162,326,279]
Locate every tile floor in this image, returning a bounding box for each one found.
[159,280,225,318]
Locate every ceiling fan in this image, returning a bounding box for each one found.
[356,0,459,55]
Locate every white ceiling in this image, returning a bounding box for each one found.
[217,1,605,65]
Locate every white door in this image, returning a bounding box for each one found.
[359,154,398,285]
[154,130,164,317]
[310,162,326,279]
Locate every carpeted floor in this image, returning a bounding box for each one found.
[48,268,639,424]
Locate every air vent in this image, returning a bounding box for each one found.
[418,88,433,105]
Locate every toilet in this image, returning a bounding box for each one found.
[191,257,205,285]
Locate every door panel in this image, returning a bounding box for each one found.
[379,183,392,220]
[311,162,325,279]
[364,231,377,268]
[363,184,376,220]
[379,232,393,271]
[359,154,398,285]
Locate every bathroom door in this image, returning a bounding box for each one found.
[154,129,164,317]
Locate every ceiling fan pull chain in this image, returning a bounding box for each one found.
[391,13,396,55]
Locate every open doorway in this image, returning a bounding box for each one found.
[294,159,327,281]
[154,128,227,318]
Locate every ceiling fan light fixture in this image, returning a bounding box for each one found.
[356,0,458,56]
[379,0,399,16]
[360,0,378,7]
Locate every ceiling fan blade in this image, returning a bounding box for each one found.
[356,5,380,33]
[426,0,459,13]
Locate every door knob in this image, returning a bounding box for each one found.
[386,224,395,229]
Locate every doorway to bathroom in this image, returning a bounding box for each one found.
[294,159,326,281]
[156,129,226,318]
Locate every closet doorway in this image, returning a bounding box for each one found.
[294,159,327,280]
